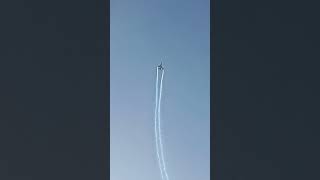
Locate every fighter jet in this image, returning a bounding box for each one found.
[158,62,164,70]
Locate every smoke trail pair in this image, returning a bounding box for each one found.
[154,67,169,180]
[154,68,164,180]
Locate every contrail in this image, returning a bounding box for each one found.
[157,69,170,180]
[154,68,164,180]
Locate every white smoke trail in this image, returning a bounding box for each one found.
[157,69,169,180]
[154,68,164,180]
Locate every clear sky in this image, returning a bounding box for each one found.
[110,0,210,180]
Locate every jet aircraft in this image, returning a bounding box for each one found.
[158,62,164,70]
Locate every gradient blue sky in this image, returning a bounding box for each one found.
[111,0,210,180]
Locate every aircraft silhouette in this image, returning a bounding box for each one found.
[158,62,164,70]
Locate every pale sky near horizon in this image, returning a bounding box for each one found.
[110,0,210,179]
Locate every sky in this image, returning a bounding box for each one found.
[110,0,210,180]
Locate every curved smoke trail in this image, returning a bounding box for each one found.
[154,68,164,180]
[157,69,169,180]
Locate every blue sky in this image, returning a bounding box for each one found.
[110,0,210,179]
